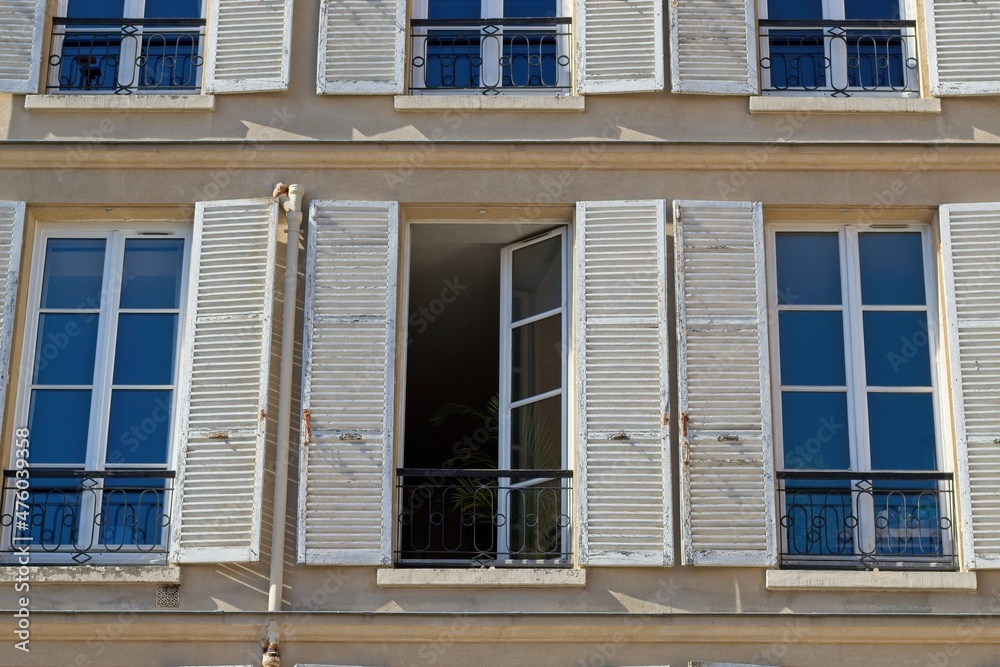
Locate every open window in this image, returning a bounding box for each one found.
[397,223,571,566]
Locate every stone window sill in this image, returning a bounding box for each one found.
[750,96,941,114]
[394,95,584,112]
[376,567,586,587]
[25,94,215,112]
[0,565,181,584]
[765,569,976,592]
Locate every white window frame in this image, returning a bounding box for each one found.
[766,221,952,563]
[758,0,919,97]
[4,222,191,565]
[49,0,207,95]
[409,0,573,95]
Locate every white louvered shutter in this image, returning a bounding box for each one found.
[317,0,405,94]
[0,0,43,93]
[171,199,278,563]
[0,202,25,433]
[674,201,776,567]
[576,0,664,93]
[205,0,293,93]
[940,203,1000,569]
[927,0,1000,95]
[298,201,398,565]
[669,0,757,94]
[575,201,671,566]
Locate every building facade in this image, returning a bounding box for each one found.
[1,0,1000,665]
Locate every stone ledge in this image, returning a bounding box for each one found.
[394,94,584,112]
[765,569,976,592]
[0,565,181,584]
[25,94,216,112]
[750,96,942,114]
[376,567,586,587]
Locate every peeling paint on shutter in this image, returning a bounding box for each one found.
[927,0,1000,96]
[0,0,43,93]
[205,0,293,93]
[940,203,1000,569]
[669,0,757,94]
[576,0,664,93]
[575,201,670,566]
[317,0,405,94]
[0,202,25,436]
[675,200,776,567]
[298,201,398,565]
[171,199,278,563]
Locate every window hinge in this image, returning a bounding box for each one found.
[303,408,312,442]
[662,412,669,427]
[682,439,689,466]
[681,412,689,439]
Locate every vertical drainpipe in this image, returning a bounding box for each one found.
[268,183,304,616]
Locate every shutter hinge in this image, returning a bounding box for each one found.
[662,412,669,426]
[682,439,689,467]
[681,412,689,439]
[303,409,312,442]
[260,409,266,422]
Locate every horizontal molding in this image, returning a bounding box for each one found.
[765,570,977,592]
[3,143,1000,172]
[0,565,181,584]
[750,96,942,115]
[395,95,585,112]
[376,567,586,587]
[25,94,216,112]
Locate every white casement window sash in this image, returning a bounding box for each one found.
[926,0,1000,96]
[170,199,278,563]
[575,200,671,566]
[297,201,398,566]
[205,0,293,93]
[0,202,26,435]
[668,0,757,94]
[940,202,1000,570]
[674,200,776,567]
[317,0,406,94]
[0,0,44,93]
[576,0,664,93]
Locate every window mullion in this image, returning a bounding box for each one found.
[843,226,870,473]
[89,231,125,473]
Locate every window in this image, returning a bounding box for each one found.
[396,223,571,566]
[4,227,189,564]
[768,223,956,570]
[758,0,918,96]
[48,0,205,94]
[409,0,572,94]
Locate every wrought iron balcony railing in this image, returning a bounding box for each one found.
[396,468,573,566]
[2,469,173,564]
[759,19,919,97]
[778,470,957,570]
[47,17,205,94]
[410,17,572,95]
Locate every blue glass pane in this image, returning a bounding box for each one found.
[503,33,560,87]
[99,486,168,548]
[767,0,822,19]
[847,32,908,90]
[765,31,827,90]
[20,481,82,549]
[778,311,846,386]
[782,478,854,556]
[873,482,945,557]
[40,239,106,309]
[863,311,932,387]
[845,0,899,20]
[504,0,557,18]
[868,392,936,471]
[428,0,480,19]
[58,34,123,91]
[137,33,202,90]
[113,314,178,385]
[66,0,125,18]
[33,314,99,385]
[120,239,185,309]
[781,392,850,470]
[144,0,202,18]
[106,390,173,465]
[423,32,481,89]
[859,233,926,305]
[775,232,841,305]
[28,390,91,464]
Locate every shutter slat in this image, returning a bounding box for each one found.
[675,200,776,567]
[0,202,25,436]
[205,0,293,93]
[669,0,756,94]
[576,200,670,566]
[317,0,405,94]
[298,201,398,566]
[171,199,277,563]
[940,203,1000,569]
[928,0,1000,95]
[0,0,42,93]
[576,0,664,93]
